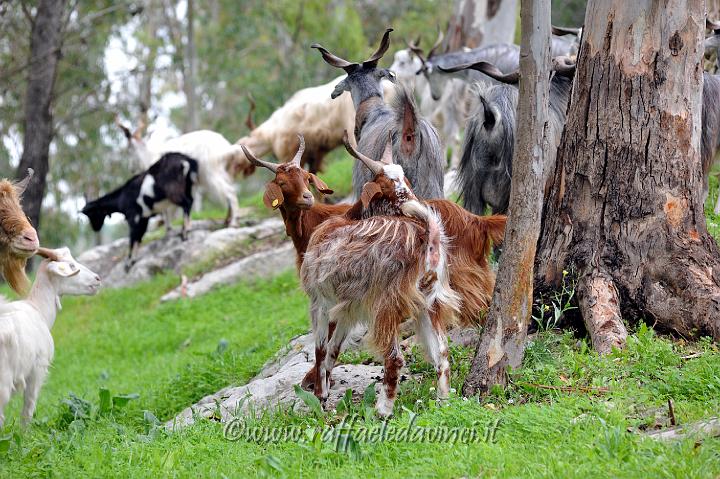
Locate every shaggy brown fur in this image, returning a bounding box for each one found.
[0,178,38,294]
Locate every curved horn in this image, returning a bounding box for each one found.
[291,134,305,166]
[407,38,428,70]
[364,28,393,67]
[311,43,359,73]
[14,168,34,195]
[708,18,720,31]
[438,61,520,84]
[245,93,256,131]
[240,145,279,173]
[427,28,444,59]
[342,130,383,175]
[380,132,393,165]
[552,25,582,36]
[36,247,61,262]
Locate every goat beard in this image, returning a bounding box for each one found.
[2,255,30,295]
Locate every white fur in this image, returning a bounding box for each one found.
[0,248,100,428]
[235,75,396,165]
[129,130,242,226]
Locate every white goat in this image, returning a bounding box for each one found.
[117,121,247,227]
[0,248,100,427]
[233,75,396,174]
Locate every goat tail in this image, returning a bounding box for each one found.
[399,200,442,271]
[475,214,507,247]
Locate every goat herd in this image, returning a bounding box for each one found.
[2,22,720,425]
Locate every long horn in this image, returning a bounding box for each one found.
[380,132,393,165]
[240,145,279,173]
[311,43,359,73]
[407,38,428,69]
[115,116,133,140]
[437,61,520,84]
[342,130,383,175]
[427,28,444,59]
[291,134,305,166]
[552,25,582,36]
[14,168,34,195]
[708,18,720,31]
[245,93,256,130]
[132,117,147,140]
[36,247,61,262]
[364,28,393,67]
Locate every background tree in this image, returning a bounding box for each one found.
[14,0,68,229]
[534,0,719,351]
[462,0,551,396]
[443,0,518,51]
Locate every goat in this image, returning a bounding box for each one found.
[0,247,100,427]
[239,135,339,268]
[441,59,575,214]
[249,132,506,393]
[312,28,445,200]
[301,163,458,417]
[409,32,521,102]
[0,170,39,295]
[81,153,198,271]
[116,122,247,226]
[234,75,396,175]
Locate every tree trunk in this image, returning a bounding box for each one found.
[535,0,720,347]
[462,0,550,397]
[183,0,198,132]
[15,0,67,229]
[444,0,518,51]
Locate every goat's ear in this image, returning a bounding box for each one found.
[309,174,333,195]
[263,182,284,209]
[480,96,496,130]
[360,182,382,209]
[400,94,417,156]
[331,79,349,99]
[47,261,80,278]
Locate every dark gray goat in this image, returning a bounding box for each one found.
[440,60,575,215]
[312,29,444,200]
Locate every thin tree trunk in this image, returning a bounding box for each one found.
[535,0,719,346]
[15,0,67,229]
[462,0,551,397]
[183,0,197,132]
[444,0,518,51]
[138,0,160,126]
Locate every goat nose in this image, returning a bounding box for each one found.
[22,229,38,243]
[302,191,313,200]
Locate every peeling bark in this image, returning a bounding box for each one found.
[535,0,720,343]
[577,271,627,354]
[462,0,550,397]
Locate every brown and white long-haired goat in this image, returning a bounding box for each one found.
[299,144,460,418]
[0,169,40,295]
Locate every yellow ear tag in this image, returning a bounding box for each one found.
[272,199,279,207]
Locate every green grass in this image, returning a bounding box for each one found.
[1,268,719,478]
[2,161,720,477]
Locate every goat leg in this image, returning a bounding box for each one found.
[415,308,451,399]
[376,340,404,418]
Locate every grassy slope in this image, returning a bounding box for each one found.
[2,161,720,477]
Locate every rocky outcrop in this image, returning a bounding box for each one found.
[78,218,286,289]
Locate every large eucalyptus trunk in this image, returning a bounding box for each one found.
[15,0,67,229]
[535,0,719,351]
[462,0,550,396]
[443,0,518,51]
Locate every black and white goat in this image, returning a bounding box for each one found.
[312,28,445,200]
[81,153,198,270]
